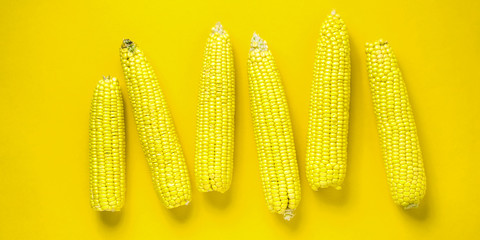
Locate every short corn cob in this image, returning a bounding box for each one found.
[89,76,126,211]
[247,33,301,220]
[120,40,191,208]
[306,10,351,191]
[365,40,426,208]
[195,22,235,193]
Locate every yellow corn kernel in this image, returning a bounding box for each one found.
[306,10,351,191]
[195,22,235,193]
[247,33,301,220]
[89,76,126,211]
[365,39,426,209]
[120,40,191,208]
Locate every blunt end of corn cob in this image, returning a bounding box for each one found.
[331,9,336,15]
[164,199,191,209]
[205,186,230,193]
[310,184,343,191]
[404,203,418,210]
[197,186,229,194]
[216,188,228,194]
[250,32,268,52]
[283,209,295,221]
[321,183,343,190]
[92,206,122,212]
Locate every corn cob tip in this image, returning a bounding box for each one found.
[212,22,226,34]
[373,39,388,46]
[366,39,388,46]
[404,203,418,210]
[102,75,114,81]
[283,209,295,221]
[121,39,136,52]
[365,39,389,53]
[100,76,118,85]
[250,32,268,52]
[330,9,343,18]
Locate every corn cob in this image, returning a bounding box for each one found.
[120,40,191,208]
[247,33,301,220]
[306,10,351,191]
[195,22,235,193]
[89,76,126,211]
[365,39,426,208]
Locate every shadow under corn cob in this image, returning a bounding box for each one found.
[120,40,191,208]
[195,22,235,193]
[247,33,301,220]
[365,40,426,209]
[89,76,126,211]
[306,10,351,191]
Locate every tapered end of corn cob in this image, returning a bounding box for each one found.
[102,75,116,83]
[250,33,268,52]
[328,10,345,24]
[121,39,136,53]
[365,39,389,52]
[212,22,226,34]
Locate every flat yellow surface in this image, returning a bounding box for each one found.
[1,0,479,239]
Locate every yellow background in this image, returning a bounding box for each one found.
[1,0,479,239]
